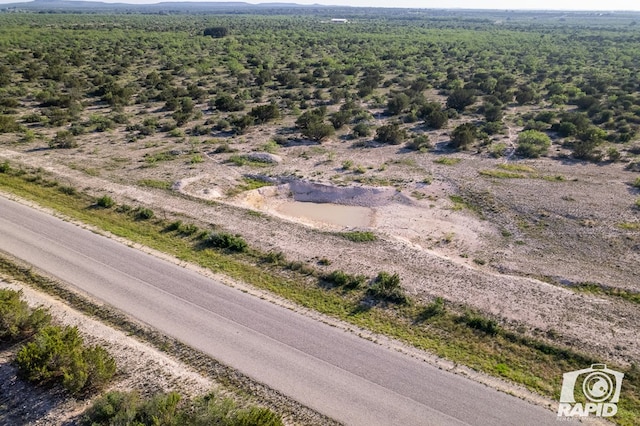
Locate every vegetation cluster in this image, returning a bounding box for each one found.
[0,12,639,164]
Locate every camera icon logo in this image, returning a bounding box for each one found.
[558,364,624,417]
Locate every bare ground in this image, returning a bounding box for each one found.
[0,103,638,369]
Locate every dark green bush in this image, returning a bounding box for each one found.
[203,232,248,252]
[457,311,500,336]
[417,297,446,322]
[367,272,407,304]
[0,160,10,173]
[450,123,477,150]
[58,185,77,196]
[96,195,115,208]
[81,390,140,425]
[263,250,286,265]
[323,270,366,290]
[16,325,116,394]
[351,122,371,138]
[134,207,154,220]
[82,390,284,426]
[406,135,432,151]
[0,289,51,342]
[375,123,406,145]
[49,130,77,149]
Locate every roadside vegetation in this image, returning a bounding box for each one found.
[82,390,283,426]
[1,288,115,395]
[1,8,640,425]
[1,165,638,425]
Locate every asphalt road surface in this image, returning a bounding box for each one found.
[0,195,560,425]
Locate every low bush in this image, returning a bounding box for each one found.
[96,195,115,208]
[263,250,286,265]
[49,130,77,149]
[0,160,10,173]
[16,325,116,394]
[58,185,77,196]
[367,272,407,304]
[82,390,283,426]
[323,270,366,290]
[0,289,51,342]
[134,207,154,220]
[416,297,445,322]
[203,232,248,252]
[457,311,500,336]
[375,123,406,145]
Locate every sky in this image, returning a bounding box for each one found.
[0,0,639,10]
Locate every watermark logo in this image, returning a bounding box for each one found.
[558,364,624,418]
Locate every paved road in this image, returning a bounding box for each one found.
[0,195,559,426]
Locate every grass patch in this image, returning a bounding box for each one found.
[144,150,178,164]
[137,179,172,190]
[227,155,270,168]
[1,167,639,424]
[479,169,527,179]
[448,194,482,215]
[498,163,536,173]
[227,177,274,197]
[338,231,377,242]
[571,282,640,305]
[349,176,392,186]
[541,174,566,182]
[618,222,640,231]
[433,157,461,166]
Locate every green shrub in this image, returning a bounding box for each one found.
[136,392,181,426]
[166,220,183,231]
[96,195,115,208]
[0,115,20,133]
[323,270,366,289]
[516,130,551,158]
[116,204,132,213]
[58,185,77,196]
[81,391,140,425]
[0,289,51,342]
[16,325,116,395]
[375,123,406,145]
[82,391,284,426]
[367,272,407,304]
[203,232,248,252]
[263,251,286,265]
[134,207,154,220]
[49,130,77,149]
[0,160,10,173]
[352,122,371,138]
[457,311,500,336]
[450,123,477,150]
[406,134,431,152]
[417,297,445,321]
